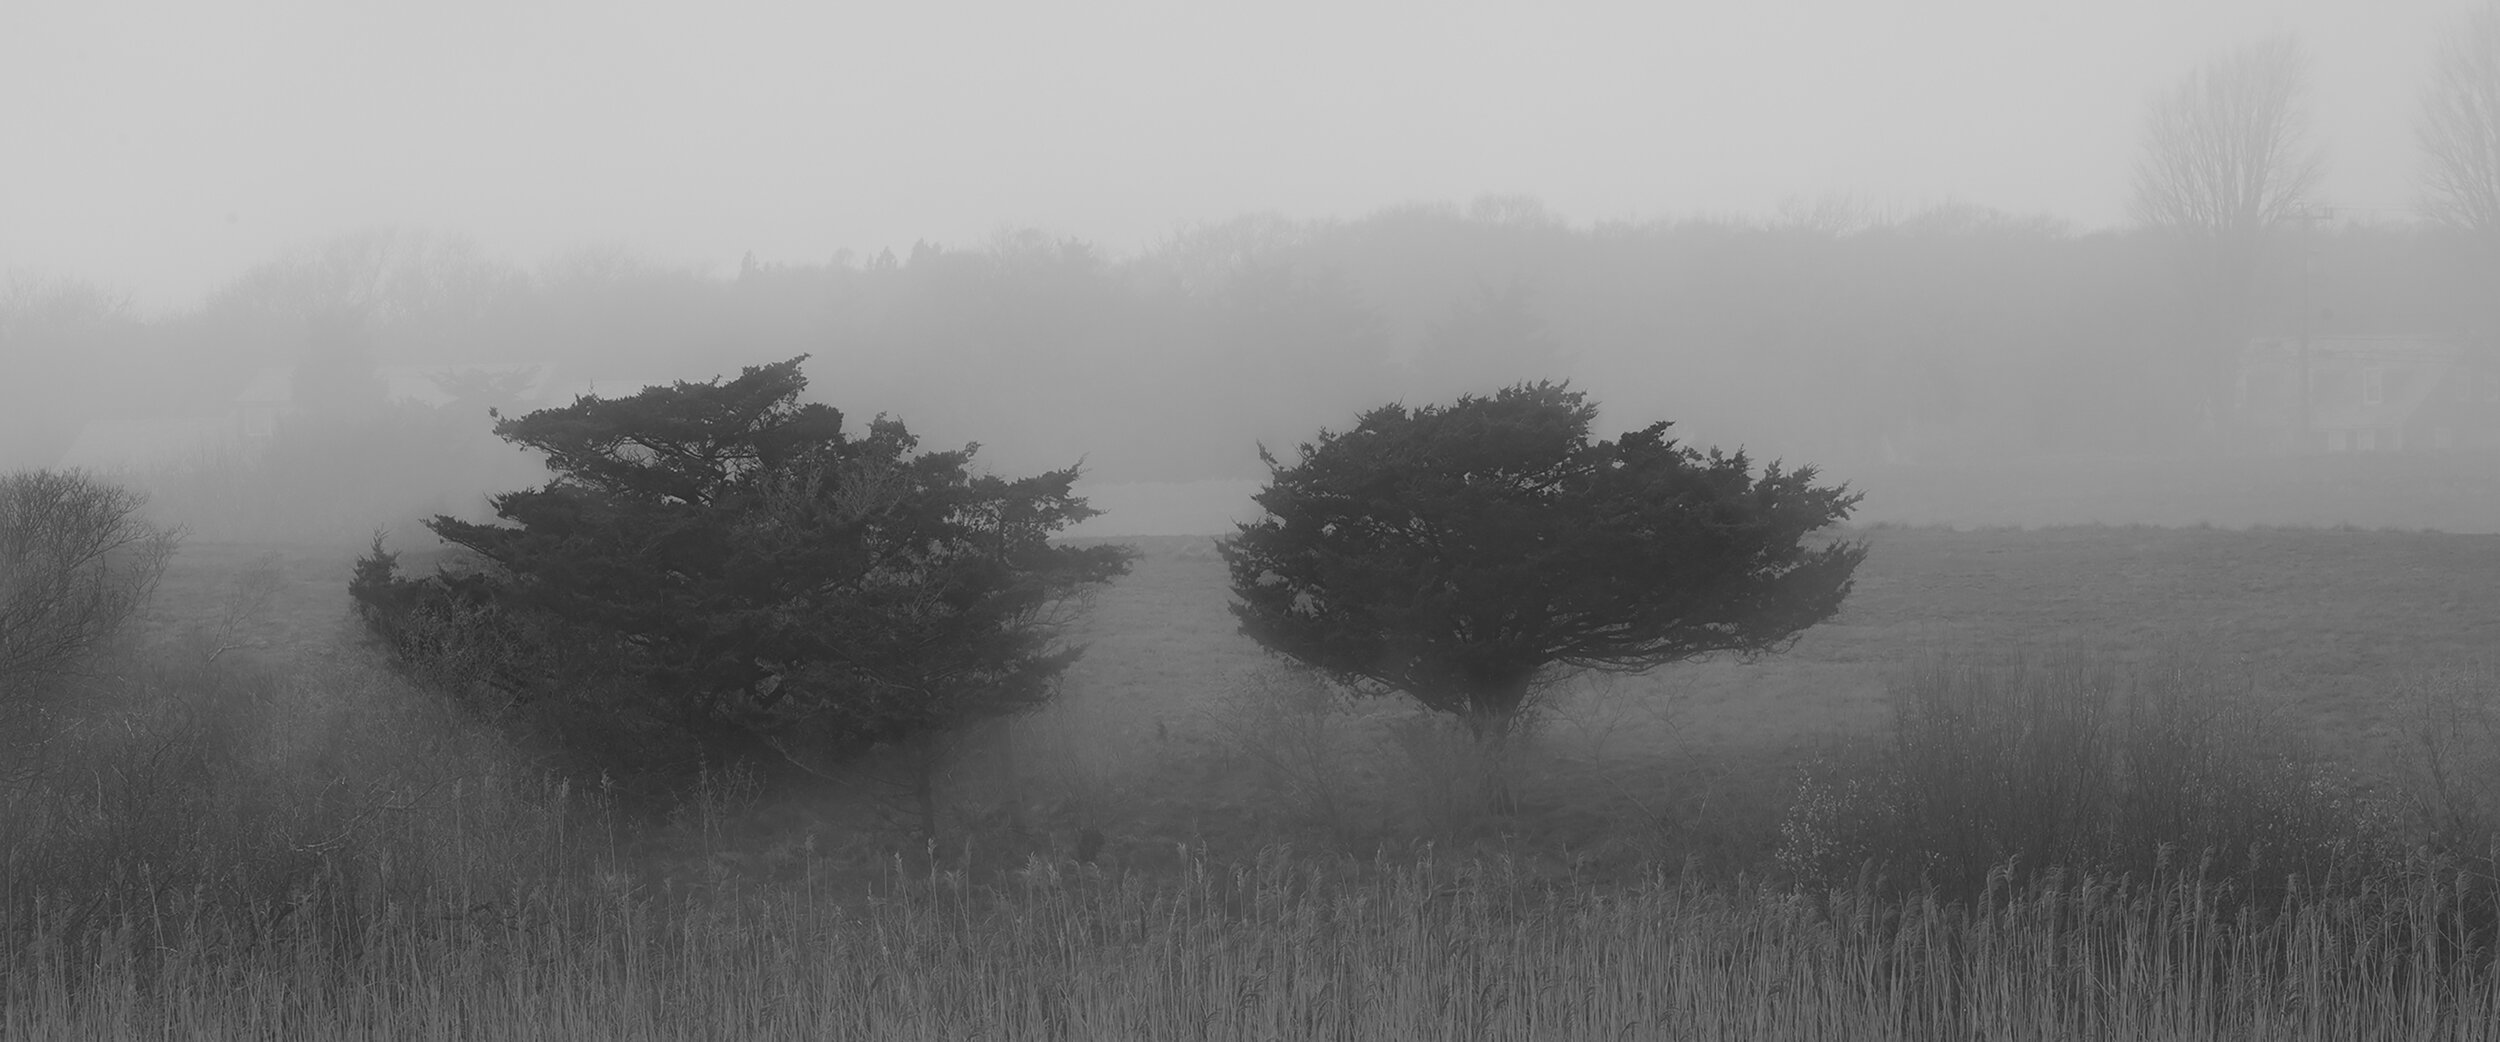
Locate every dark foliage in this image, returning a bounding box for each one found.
[349,356,1133,778]
[1220,383,1866,735]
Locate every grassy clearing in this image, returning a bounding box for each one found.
[7,524,2500,1035]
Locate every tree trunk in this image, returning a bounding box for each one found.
[1462,679,1535,815]
[911,733,940,846]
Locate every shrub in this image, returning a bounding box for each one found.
[0,645,620,984]
[0,469,177,709]
[2402,662,2500,863]
[1777,647,2407,905]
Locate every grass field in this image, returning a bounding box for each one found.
[10,519,2500,1036]
[128,521,2500,871]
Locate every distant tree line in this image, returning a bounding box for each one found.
[8,204,2489,486]
[10,11,2500,483]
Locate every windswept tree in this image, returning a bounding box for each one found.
[350,357,1133,833]
[2420,2,2500,245]
[1220,383,1866,742]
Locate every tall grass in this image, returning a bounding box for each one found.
[12,526,2500,1036]
[2403,662,2500,863]
[6,847,2499,1040]
[0,635,623,988]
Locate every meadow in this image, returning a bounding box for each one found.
[6,520,2500,1037]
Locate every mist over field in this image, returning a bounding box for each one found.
[5,1,2498,542]
[4,204,2496,543]
[8,1,2500,1036]
[0,0,2494,541]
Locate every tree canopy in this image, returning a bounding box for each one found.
[349,356,1133,778]
[1219,383,1866,735]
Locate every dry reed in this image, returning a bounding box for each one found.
[6,848,2496,1041]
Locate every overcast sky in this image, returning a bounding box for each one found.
[0,0,2469,312]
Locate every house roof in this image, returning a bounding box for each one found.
[375,363,562,409]
[228,362,567,409]
[2240,334,2479,433]
[56,415,242,472]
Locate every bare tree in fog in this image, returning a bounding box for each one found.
[2420,3,2500,245]
[2131,33,2324,250]
[2130,32,2324,435]
[0,471,176,705]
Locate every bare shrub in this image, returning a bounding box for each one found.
[2403,663,2500,861]
[0,469,177,705]
[1779,646,2404,903]
[1207,665,1367,837]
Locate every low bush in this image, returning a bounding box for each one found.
[0,469,177,710]
[0,636,621,984]
[1777,647,2410,905]
[2401,662,2500,864]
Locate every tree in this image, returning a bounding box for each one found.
[2421,2,2500,244]
[1218,383,1867,741]
[2420,2,2500,356]
[2131,32,2325,251]
[348,357,1133,829]
[2130,32,2324,440]
[1,470,177,706]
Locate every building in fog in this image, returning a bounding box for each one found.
[2234,336,2500,453]
[54,362,571,473]
[229,362,566,448]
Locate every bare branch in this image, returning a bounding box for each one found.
[2420,3,2500,241]
[0,471,179,700]
[2131,32,2324,245]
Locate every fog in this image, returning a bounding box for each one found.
[1,0,2459,308]
[12,9,2500,1028]
[3,0,2497,540]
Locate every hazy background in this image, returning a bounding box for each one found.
[0,0,2462,309]
[4,0,2496,539]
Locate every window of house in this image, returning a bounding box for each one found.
[2362,366,2384,406]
